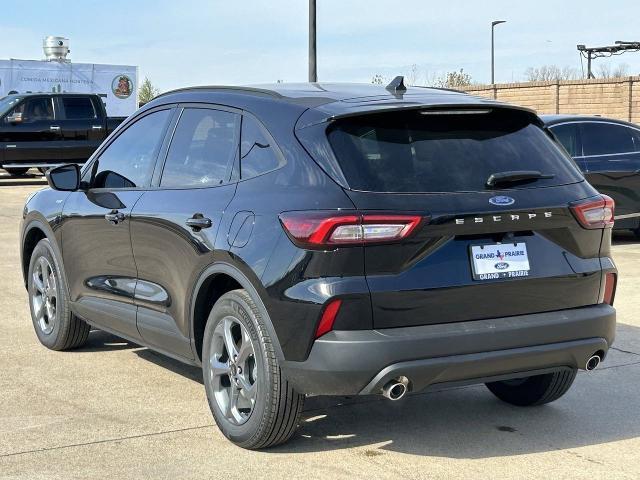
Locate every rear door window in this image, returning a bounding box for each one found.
[327,109,583,193]
[62,96,97,120]
[160,108,240,187]
[581,122,640,156]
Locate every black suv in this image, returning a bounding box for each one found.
[21,81,617,449]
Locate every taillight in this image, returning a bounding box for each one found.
[279,211,424,249]
[570,195,615,229]
[603,272,617,305]
[315,299,342,338]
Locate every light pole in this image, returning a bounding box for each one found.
[491,20,506,84]
[309,0,317,82]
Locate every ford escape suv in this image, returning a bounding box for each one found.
[20,79,617,449]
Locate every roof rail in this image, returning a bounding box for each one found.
[154,85,283,100]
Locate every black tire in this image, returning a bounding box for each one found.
[202,289,304,449]
[5,167,29,176]
[27,238,90,350]
[485,369,577,406]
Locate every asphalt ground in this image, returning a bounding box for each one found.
[1,170,639,479]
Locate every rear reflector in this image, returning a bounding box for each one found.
[570,195,615,229]
[603,272,617,306]
[279,211,424,249]
[315,299,342,338]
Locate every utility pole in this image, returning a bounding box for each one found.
[309,0,317,82]
[491,20,506,84]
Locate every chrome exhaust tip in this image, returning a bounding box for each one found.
[382,376,409,401]
[586,355,601,371]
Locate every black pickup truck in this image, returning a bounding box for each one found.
[0,93,126,176]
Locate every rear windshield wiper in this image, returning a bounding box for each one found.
[486,170,555,188]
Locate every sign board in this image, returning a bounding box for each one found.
[0,59,138,117]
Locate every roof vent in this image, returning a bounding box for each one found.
[43,36,70,62]
[386,76,407,93]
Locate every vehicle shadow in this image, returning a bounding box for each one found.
[0,172,47,187]
[77,323,640,459]
[613,230,639,245]
[78,329,204,382]
[134,348,203,384]
[79,329,139,352]
[270,323,640,457]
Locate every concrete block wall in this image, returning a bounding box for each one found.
[462,77,640,123]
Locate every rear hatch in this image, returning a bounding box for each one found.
[300,106,606,329]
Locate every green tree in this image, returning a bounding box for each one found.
[138,77,160,104]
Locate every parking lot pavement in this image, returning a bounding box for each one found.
[0,179,639,480]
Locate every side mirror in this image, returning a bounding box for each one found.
[6,112,23,124]
[46,164,80,191]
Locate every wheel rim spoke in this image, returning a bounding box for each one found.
[209,357,230,377]
[238,376,256,401]
[236,328,252,364]
[223,317,238,359]
[32,271,45,294]
[229,387,244,423]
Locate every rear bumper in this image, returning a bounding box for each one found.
[280,304,616,395]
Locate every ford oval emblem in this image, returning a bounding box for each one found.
[489,196,515,206]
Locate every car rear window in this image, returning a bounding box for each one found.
[326,108,583,193]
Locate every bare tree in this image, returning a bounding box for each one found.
[613,63,629,77]
[524,65,578,82]
[138,77,161,104]
[371,74,386,85]
[598,63,629,78]
[596,63,611,79]
[405,64,419,86]
[371,67,473,89]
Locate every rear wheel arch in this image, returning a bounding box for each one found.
[190,262,283,364]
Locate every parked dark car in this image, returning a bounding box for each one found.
[0,93,125,176]
[21,81,617,449]
[543,115,640,235]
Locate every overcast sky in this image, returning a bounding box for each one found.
[1,0,639,91]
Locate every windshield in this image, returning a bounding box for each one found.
[0,96,24,117]
[326,108,583,193]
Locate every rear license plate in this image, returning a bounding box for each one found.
[470,242,530,280]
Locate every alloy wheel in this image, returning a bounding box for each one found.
[31,256,57,335]
[209,316,258,425]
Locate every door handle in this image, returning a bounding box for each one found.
[92,125,103,130]
[105,210,126,224]
[50,125,61,131]
[186,213,212,231]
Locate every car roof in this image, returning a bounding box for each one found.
[541,114,639,129]
[153,82,536,127]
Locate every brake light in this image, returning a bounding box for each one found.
[603,272,617,305]
[315,299,342,338]
[279,211,424,249]
[570,195,615,229]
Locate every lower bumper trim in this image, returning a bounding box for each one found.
[281,304,615,396]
